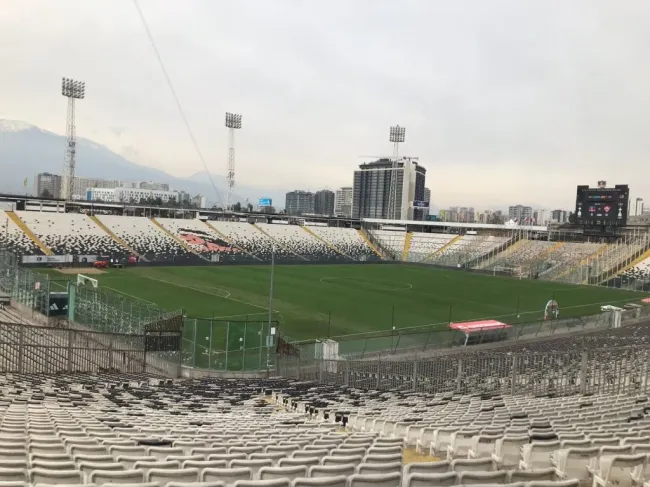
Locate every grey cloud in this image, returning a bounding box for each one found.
[1,0,649,210]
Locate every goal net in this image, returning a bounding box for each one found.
[494,266,527,279]
[77,274,99,289]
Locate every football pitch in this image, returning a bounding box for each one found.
[51,263,646,341]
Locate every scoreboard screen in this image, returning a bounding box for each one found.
[575,184,629,227]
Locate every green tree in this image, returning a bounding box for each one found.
[232,202,242,212]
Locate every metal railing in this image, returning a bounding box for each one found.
[0,321,149,374]
[277,345,650,397]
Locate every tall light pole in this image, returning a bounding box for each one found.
[388,125,405,220]
[61,78,85,201]
[225,112,242,211]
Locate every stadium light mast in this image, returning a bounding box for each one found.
[225,112,242,211]
[61,78,85,201]
[388,125,406,220]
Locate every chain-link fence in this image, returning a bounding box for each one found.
[287,303,650,361]
[278,345,650,397]
[182,318,279,371]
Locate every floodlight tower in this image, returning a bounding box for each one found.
[225,112,242,211]
[61,78,85,201]
[387,125,406,219]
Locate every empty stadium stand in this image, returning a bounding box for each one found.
[97,216,197,262]
[0,210,43,255]
[16,211,128,257]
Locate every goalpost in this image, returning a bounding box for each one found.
[77,274,99,289]
[493,266,527,279]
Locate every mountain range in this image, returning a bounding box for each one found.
[0,119,282,208]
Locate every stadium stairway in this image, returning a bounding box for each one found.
[5,211,53,256]
[402,231,413,260]
[88,215,145,261]
[421,234,462,263]
[553,242,610,281]
[202,221,263,261]
[301,226,351,260]
[151,218,210,262]
[252,223,309,261]
[357,229,382,258]
[474,234,524,269]
[595,246,650,285]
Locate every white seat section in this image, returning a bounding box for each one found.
[492,436,529,469]
[458,470,508,485]
[406,233,456,262]
[206,221,290,260]
[0,210,41,255]
[306,226,377,260]
[508,468,557,483]
[97,215,191,261]
[369,230,406,257]
[254,222,340,261]
[16,211,127,256]
[307,465,356,478]
[232,480,291,487]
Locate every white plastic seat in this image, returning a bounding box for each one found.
[277,458,320,469]
[147,468,199,485]
[459,470,508,485]
[354,462,402,476]
[133,460,181,475]
[90,469,145,485]
[468,435,501,459]
[451,457,494,473]
[508,468,557,483]
[147,448,184,462]
[182,461,228,474]
[30,469,82,485]
[492,436,529,469]
[592,454,646,487]
[403,461,449,478]
[321,455,362,467]
[520,441,561,469]
[229,460,273,480]
[232,480,291,487]
[78,462,123,482]
[258,466,306,481]
[291,478,347,487]
[447,430,480,460]
[348,472,401,487]
[361,454,402,465]
[308,465,356,478]
[116,457,158,470]
[0,470,25,482]
[200,467,252,485]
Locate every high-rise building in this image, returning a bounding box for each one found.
[334,187,353,218]
[352,158,426,220]
[551,209,568,223]
[423,188,431,218]
[34,173,62,198]
[534,209,549,226]
[508,205,533,223]
[313,190,335,216]
[285,190,314,216]
[139,181,170,191]
[636,198,644,216]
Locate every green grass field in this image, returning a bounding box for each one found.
[47,263,647,338]
[41,263,648,370]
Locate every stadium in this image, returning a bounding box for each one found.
[2,193,650,486]
[3,2,650,486]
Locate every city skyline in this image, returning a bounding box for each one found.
[2,1,650,210]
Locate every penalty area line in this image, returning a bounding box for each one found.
[146,276,271,313]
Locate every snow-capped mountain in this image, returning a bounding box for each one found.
[0,119,280,206]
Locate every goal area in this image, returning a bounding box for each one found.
[77,274,99,289]
[493,266,528,279]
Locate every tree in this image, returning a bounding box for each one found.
[568,211,577,224]
[40,189,52,198]
[232,202,242,212]
[247,203,253,212]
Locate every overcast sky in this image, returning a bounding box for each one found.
[1,0,650,211]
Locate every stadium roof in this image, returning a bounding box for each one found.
[362,218,547,231]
